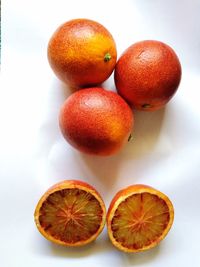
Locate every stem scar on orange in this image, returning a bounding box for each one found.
[107,184,174,252]
[34,180,106,247]
[48,18,117,88]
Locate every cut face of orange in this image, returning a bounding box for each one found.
[107,184,174,252]
[34,180,106,246]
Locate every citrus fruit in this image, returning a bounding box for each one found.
[107,184,174,252]
[59,87,134,156]
[48,18,117,88]
[114,40,182,111]
[34,180,106,246]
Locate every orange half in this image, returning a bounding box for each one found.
[34,180,106,246]
[107,184,174,252]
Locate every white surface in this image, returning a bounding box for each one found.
[1,0,200,266]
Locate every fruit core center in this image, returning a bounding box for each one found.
[129,214,150,232]
[56,206,77,222]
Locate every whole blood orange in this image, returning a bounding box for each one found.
[107,184,174,252]
[48,19,117,88]
[34,180,106,246]
[114,40,182,111]
[59,87,134,156]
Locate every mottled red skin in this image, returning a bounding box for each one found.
[48,19,117,88]
[114,40,182,111]
[59,88,134,156]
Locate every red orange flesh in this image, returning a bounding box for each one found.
[107,184,174,252]
[34,180,106,246]
[59,87,134,156]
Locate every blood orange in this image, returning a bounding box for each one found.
[59,87,134,156]
[34,180,106,246]
[48,19,117,88]
[107,184,174,252]
[114,40,181,111]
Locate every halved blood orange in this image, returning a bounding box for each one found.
[34,180,106,246]
[107,184,174,252]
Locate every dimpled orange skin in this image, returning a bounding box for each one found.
[34,180,106,247]
[48,19,117,88]
[114,40,182,111]
[106,184,174,252]
[59,87,134,156]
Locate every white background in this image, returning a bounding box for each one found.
[1,0,200,266]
